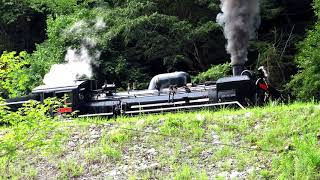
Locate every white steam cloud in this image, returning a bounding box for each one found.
[43,18,105,86]
[216,0,260,66]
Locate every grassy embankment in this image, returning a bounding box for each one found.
[0,102,320,179]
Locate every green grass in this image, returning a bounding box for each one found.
[83,147,103,163]
[59,158,85,178]
[173,165,209,180]
[0,102,319,179]
[101,144,122,159]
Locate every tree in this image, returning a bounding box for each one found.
[0,0,101,53]
[27,1,225,89]
[0,51,31,98]
[288,0,320,100]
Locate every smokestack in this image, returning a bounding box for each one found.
[232,65,244,76]
[217,0,260,76]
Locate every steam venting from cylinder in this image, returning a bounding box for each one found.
[216,0,260,76]
[43,18,105,86]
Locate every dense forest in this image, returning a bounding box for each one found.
[0,0,318,100]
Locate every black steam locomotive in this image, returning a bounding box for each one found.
[4,67,281,117]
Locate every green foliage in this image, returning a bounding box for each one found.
[28,2,223,89]
[0,98,66,178]
[59,158,85,178]
[193,63,231,83]
[173,165,194,180]
[152,0,220,23]
[83,147,103,163]
[276,135,320,179]
[0,0,30,24]
[173,165,208,180]
[0,0,98,24]
[248,104,320,179]
[101,144,122,159]
[254,42,294,89]
[0,51,31,98]
[26,0,90,15]
[314,0,320,18]
[159,113,205,139]
[108,129,131,145]
[288,22,320,100]
[260,0,283,20]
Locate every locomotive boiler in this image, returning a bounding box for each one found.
[4,67,280,117]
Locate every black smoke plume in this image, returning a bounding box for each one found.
[217,0,260,67]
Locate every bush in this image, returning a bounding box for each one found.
[193,63,231,83]
[288,0,320,100]
[0,51,31,98]
[253,41,296,89]
[288,22,320,100]
[0,98,64,178]
[275,134,320,178]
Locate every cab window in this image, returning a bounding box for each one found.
[56,92,73,105]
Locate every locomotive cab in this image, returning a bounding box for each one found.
[32,83,79,115]
[31,80,99,115]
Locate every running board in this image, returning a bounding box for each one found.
[0,100,31,106]
[78,112,114,118]
[130,98,210,109]
[124,101,245,114]
[79,101,245,117]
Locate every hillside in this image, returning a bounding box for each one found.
[0,103,319,179]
